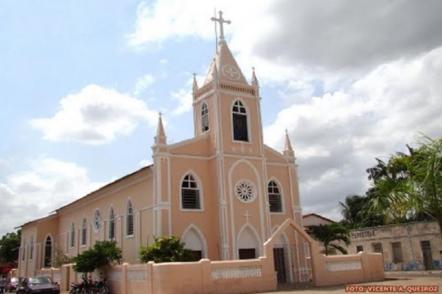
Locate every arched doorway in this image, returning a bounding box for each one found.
[182,225,206,261]
[44,236,52,268]
[237,225,260,259]
[273,233,293,284]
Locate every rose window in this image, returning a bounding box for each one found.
[235,181,256,203]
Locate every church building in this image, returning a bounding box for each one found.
[17,12,303,283]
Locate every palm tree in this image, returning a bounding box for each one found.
[306,223,350,255]
[367,137,442,240]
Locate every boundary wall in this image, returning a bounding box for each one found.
[33,218,384,293]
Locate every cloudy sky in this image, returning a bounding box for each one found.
[1,0,441,236]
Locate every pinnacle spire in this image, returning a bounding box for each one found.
[283,129,294,157]
[192,73,198,95]
[155,112,166,145]
[251,67,259,87]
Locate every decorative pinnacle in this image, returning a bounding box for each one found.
[251,67,259,87]
[155,112,166,145]
[284,129,294,157]
[192,73,198,93]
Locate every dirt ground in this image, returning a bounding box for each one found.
[261,273,442,294]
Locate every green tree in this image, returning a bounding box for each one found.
[307,223,350,255]
[339,194,384,228]
[53,248,73,267]
[73,241,122,273]
[0,231,21,264]
[139,236,196,263]
[367,137,442,237]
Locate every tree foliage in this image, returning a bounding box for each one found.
[366,136,442,236]
[0,230,20,264]
[306,223,350,255]
[53,248,73,267]
[73,241,122,273]
[139,236,196,263]
[339,194,384,228]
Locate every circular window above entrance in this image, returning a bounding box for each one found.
[235,181,256,203]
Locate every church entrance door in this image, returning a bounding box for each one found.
[273,247,287,284]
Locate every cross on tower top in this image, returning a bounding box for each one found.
[211,10,231,41]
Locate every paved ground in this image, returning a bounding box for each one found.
[261,272,442,293]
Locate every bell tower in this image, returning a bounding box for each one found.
[192,11,271,259]
[192,12,265,158]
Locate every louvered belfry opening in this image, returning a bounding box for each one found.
[181,174,201,209]
[232,100,248,142]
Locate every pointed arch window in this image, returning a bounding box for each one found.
[70,223,75,247]
[109,208,115,240]
[201,103,209,132]
[268,181,283,213]
[232,100,248,142]
[93,209,101,232]
[181,174,201,210]
[126,201,134,236]
[29,236,34,260]
[22,243,25,261]
[44,236,52,267]
[81,219,87,246]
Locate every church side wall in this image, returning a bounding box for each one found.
[57,170,153,264]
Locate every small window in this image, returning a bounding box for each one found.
[392,242,403,263]
[81,219,87,245]
[268,181,282,212]
[126,201,134,236]
[109,208,115,240]
[356,245,363,252]
[181,174,201,209]
[70,223,75,247]
[201,103,209,132]
[372,242,383,253]
[94,209,101,231]
[22,245,25,261]
[232,100,248,142]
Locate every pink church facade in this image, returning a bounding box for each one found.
[18,33,303,282]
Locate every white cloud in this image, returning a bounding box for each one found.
[126,0,442,90]
[31,84,158,145]
[0,158,103,235]
[265,46,442,220]
[171,88,192,116]
[134,74,155,96]
[170,74,205,116]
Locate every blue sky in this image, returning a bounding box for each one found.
[1,0,442,235]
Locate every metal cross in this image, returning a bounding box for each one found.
[243,210,251,223]
[211,10,231,40]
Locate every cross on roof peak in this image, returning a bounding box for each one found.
[211,10,231,41]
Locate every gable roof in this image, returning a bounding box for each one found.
[56,164,153,213]
[302,213,336,224]
[19,164,153,228]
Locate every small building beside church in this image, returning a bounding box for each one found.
[349,221,442,271]
[302,213,442,271]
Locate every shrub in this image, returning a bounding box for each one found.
[73,241,122,273]
[139,236,196,263]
